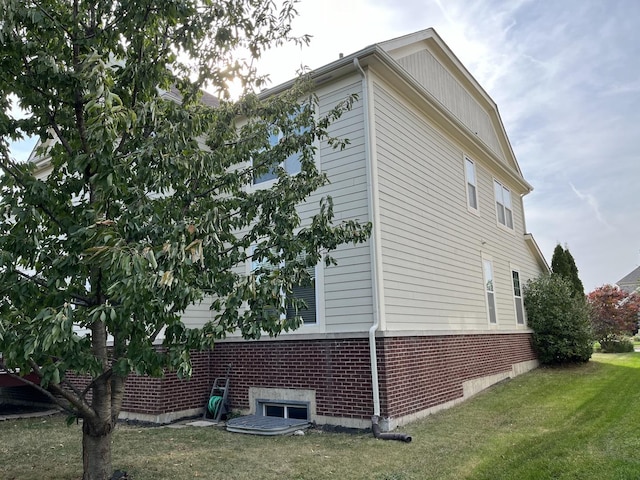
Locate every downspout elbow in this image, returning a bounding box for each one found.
[371,415,412,443]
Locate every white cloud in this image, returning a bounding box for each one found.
[569,183,610,230]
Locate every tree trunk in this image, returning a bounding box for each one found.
[82,420,113,480]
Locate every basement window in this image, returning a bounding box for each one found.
[257,400,309,420]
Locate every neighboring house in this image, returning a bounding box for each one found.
[31,28,549,430]
[616,266,640,294]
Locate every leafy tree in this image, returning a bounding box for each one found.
[551,244,584,298]
[0,1,370,479]
[523,274,592,365]
[587,285,640,348]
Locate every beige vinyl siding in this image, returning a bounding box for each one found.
[394,49,504,162]
[307,75,373,332]
[34,165,52,181]
[181,299,214,329]
[373,78,542,332]
[323,244,373,332]
[181,74,374,334]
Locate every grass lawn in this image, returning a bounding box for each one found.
[2,353,640,479]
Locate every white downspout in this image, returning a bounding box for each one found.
[354,58,385,418]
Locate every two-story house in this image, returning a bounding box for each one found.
[105,28,547,431]
[26,28,548,431]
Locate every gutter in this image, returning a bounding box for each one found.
[259,45,379,98]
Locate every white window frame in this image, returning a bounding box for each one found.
[464,156,479,213]
[482,256,498,325]
[248,245,324,331]
[494,179,513,230]
[258,400,310,420]
[510,266,526,326]
[252,128,303,186]
[251,105,318,189]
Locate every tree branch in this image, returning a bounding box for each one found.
[47,111,74,157]
[12,270,93,307]
[14,269,47,288]
[27,359,97,421]
[35,3,74,39]
[14,54,74,107]
[110,375,126,422]
[72,0,89,155]
[81,367,112,399]
[0,157,65,230]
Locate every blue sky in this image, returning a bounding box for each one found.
[8,0,639,291]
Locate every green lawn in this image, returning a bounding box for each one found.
[2,353,640,479]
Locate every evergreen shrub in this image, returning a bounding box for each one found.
[524,274,593,364]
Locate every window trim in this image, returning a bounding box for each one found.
[493,179,514,230]
[482,255,498,325]
[256,398,310,420]
[510,265,526,326]
[464,156,479,214]
[252,128,303,186]
[250,105,319,190]
[247,245,324,332]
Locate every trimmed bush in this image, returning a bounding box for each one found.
[600,336,635,353]
[524,274,593,365]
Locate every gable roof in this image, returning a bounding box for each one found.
[264,28,532,196]
[165,85,220,108]
[524,234,551,274]
[377,29,522,176]
[617,266,640,293]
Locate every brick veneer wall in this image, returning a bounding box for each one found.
[64,351,213,416]
[377,333,536,419]
[63,333,535,424]
[121,350,212,414]
[209,339,374,420]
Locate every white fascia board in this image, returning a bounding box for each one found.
[524,233,550,273]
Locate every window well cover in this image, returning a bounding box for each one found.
[226,414,310,436]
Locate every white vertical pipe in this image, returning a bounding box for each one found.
[354,58,385,417]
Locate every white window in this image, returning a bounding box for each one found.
[259,401,309,420]
[465,157,478,211]
[253,108,311,185]
[250,246,318,325]
[512,269,525,325]
[494,180,513,229]
[253,129,302,184]
[483,259,497,324]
